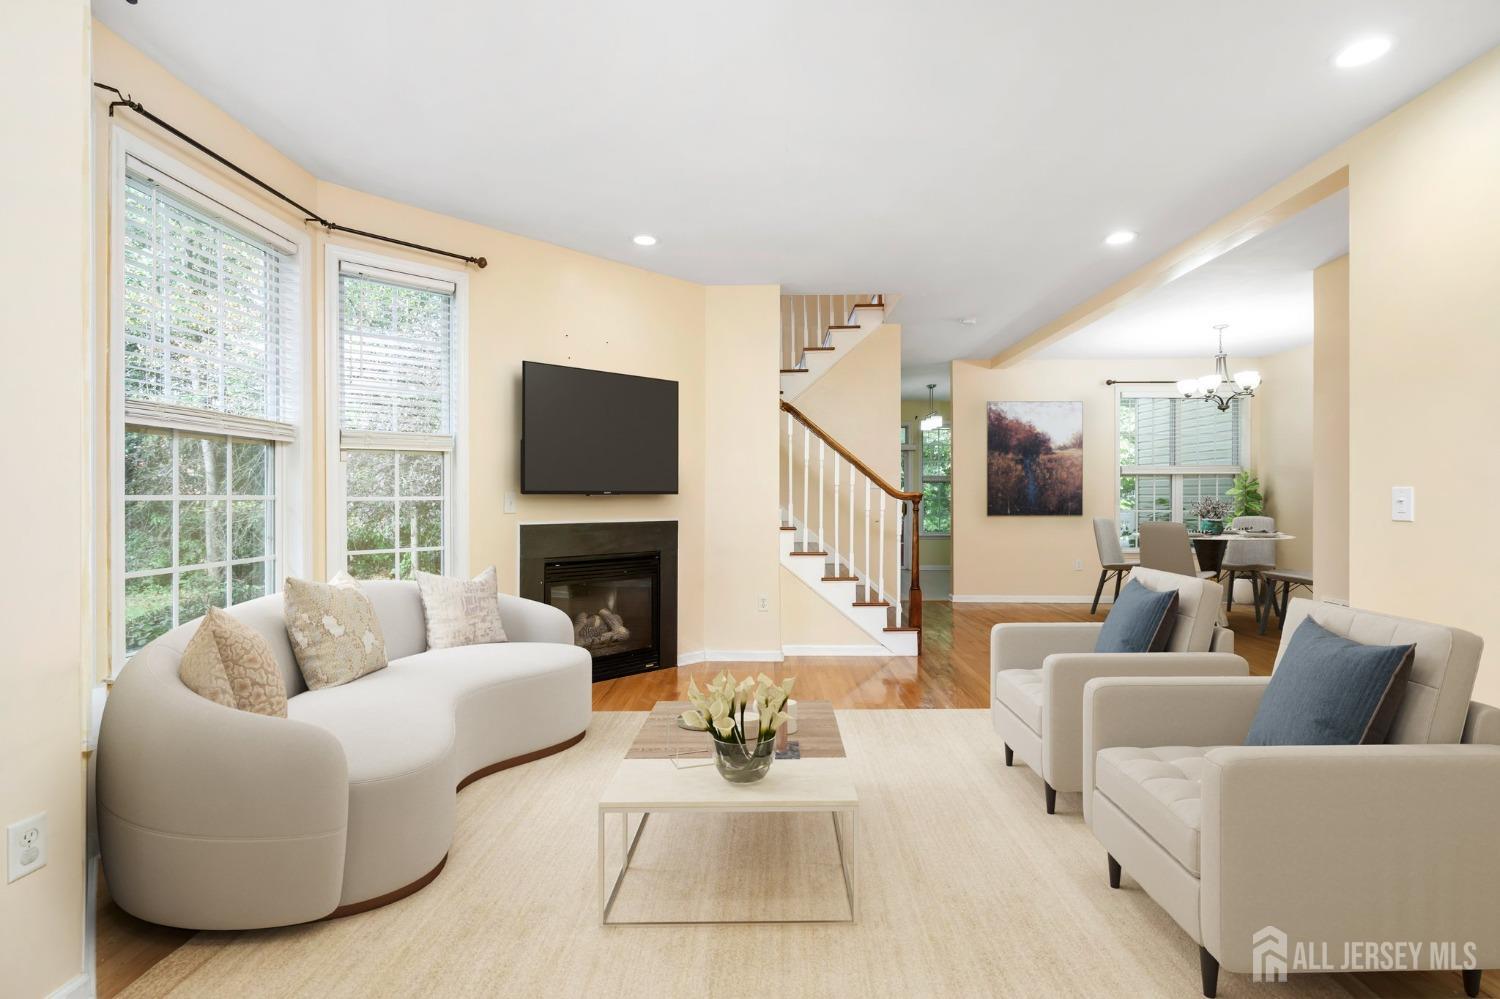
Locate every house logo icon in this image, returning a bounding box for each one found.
[1252,925,1289,982]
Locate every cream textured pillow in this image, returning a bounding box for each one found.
[415,566,508,650]
[283,576,388,690]
[178,607,288,717]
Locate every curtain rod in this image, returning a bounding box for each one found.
[1105,379,1178,386]
[94,83,488,269]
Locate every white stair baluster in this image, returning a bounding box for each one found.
[832,458,840,575]
[817,440,825,551]
[863,477,872,593]
[801,425,810,546]
[785,410,793,523]
[878,492,886,611]
[848,462,856,577]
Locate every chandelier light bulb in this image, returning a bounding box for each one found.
[1234,370,1262,391]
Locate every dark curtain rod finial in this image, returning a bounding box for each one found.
[92,80,487,270]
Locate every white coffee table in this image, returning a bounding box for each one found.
[598,700,858,925]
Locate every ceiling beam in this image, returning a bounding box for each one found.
[988,154,1350,368]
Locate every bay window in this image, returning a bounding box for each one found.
[329,255,466,579]
[114,150,304,662]
[1116,392,1247,549]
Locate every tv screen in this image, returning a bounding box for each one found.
[521,362,679,494]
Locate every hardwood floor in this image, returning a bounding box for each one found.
[100,600,1493,999]
[592,599,1282,712]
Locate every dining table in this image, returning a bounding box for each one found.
[1188,530,1298,614]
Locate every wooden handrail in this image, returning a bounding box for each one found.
[780,400,922,503]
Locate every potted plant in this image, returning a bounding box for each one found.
[679,671,795,783]
[1193,496,1231,536]
[1227,470,1264,518]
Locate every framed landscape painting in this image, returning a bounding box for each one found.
[987,401,1083,516]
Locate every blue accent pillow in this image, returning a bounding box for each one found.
[1095,579,1178,653]
[1246,618,1415,746]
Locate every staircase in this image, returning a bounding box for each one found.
[780,398,922,656]
[779,294,887,402]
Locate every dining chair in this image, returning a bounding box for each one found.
[1137,522,1215,579]
[1090,517,1132,614]
[1220,515,1275,616]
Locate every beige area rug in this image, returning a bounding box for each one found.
[119,712,1408,998]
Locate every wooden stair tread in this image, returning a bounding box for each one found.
[827,324,859,330]
[802,346,835,352]
[854,600,890,608]
[851,303,883,310]
[883,626,919,633]
[780,367,808,374]
[779,525,796,531]
[822,573,859,582]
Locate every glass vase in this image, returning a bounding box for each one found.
[711,734,776,784]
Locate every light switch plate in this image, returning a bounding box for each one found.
[1391,486,1415,522]
[502,491,517,514]
[7,812,46,883]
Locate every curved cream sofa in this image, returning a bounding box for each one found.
[97,581,591,930]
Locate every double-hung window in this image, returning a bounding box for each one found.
[114,152,303,662]
[1116,391,1247,550]
[329,254,466,580]
[919,427,952,537]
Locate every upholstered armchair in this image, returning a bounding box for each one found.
[990,566,1242,814]
[1082,599,1500,997]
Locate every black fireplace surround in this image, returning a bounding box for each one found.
[519,521,677,682]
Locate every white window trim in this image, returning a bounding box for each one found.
[107,128,314,675]
[1113,386,1252,551]
[323,244,469,579]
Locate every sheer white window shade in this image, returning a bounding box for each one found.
[122,165,300,440]
[337,263,456,452]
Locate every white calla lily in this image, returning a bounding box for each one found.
[712,715,736,739]
[680,710,708,731]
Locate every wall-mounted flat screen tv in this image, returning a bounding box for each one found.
[521,361,679,494]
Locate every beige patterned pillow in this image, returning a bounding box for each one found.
[283,576,387,690]
[415,566,508,650]
[178,607,288,717]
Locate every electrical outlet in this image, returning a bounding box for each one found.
[7,813,46,883]
[756,594,770,612]
[1072,559,1083,571]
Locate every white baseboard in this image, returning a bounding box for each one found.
[951,594,1112,604]
[49,974,92,999]
[677,650,784,666]
[782,644,891,657]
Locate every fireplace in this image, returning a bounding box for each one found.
[519,520,677,683]
[543,552,661,680]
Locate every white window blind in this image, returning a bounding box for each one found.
[122,164,300,440]
[1119,395,1244,470]
[338,264,456,451]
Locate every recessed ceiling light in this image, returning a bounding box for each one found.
[1104,230,1138,247]
[1334,37,1393,69]
[958,316,978,326]
[632,234,658,247]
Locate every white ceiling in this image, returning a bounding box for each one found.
[1038,189,1348,360]
[96,2,1500,373]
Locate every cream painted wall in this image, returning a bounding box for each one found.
[90,26,785,668]
[704,285,783,653]
[1341,48,1500,704]
[1,3,89,995]
[781,325,903,647]
[1313,255,1350,603]
[1252,345,1315,573]
[951,355,1309,599]
[899,397,953,568]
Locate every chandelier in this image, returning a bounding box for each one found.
[1176,324,1260,412]
[920,383,944,431]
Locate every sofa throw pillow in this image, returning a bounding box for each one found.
[284,576,388,690]
[1246,617,1415,746]
[179,607,288,717]
[415,566,508,650]
[1094,579,1178,653]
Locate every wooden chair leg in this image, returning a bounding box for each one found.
[1258,580,1273,635]
[1091,570,1108,615]
[1224,570,1236,612]
[1112,570,1123,601]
